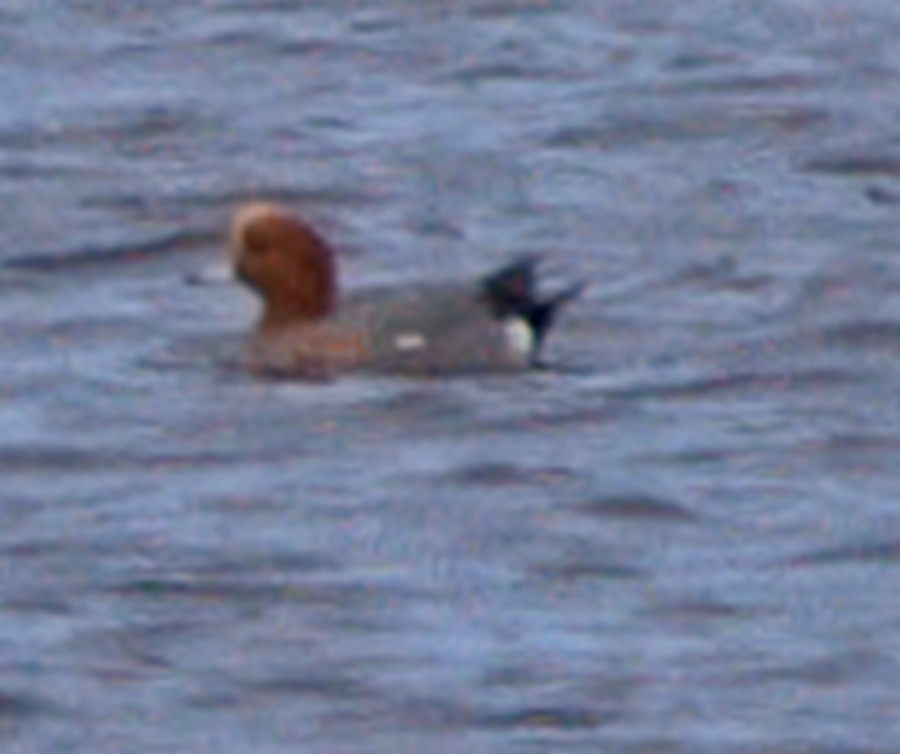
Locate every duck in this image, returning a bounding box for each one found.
[227,203,583,378]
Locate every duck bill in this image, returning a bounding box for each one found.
[184,261,235,287]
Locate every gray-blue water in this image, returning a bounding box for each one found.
[2,1,900,752]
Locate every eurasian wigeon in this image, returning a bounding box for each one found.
[228,203,583,378]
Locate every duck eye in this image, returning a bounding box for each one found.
[246,239,271,258]
[241,224,274,258]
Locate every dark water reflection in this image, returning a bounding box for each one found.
[1,0,900,751]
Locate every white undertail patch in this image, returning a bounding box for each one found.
[503,317,534,357]
[395,332,427,351]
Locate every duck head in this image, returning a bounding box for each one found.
[228,203,338,331]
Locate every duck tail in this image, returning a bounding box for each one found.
[529,280,587,354]
[482,256,586,360]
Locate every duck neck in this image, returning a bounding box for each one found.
[257,299,320,333]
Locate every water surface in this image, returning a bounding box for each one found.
[2,1,900,752]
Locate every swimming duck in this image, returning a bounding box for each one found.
[228,203,583,378]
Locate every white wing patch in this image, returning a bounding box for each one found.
[395,332,427,351]
[503,318,534,357]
